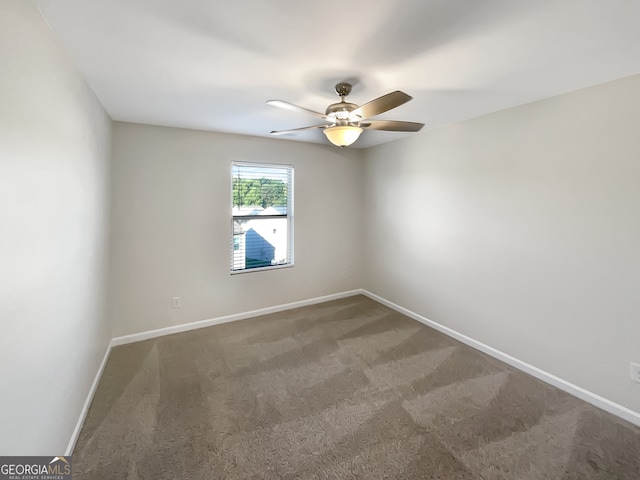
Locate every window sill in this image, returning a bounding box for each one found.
[230,263,294,275]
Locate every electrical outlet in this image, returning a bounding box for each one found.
[172,296,181,308]
[631,363,640,384]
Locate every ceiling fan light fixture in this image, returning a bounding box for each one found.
[323,125,363,147]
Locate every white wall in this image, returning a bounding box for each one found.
[363,74,640,414]
[0,0,112,454]
[110,122,364,337]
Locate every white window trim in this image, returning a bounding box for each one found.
[230,161,294,274]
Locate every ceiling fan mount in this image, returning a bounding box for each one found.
[267,81,424,147]
[334,82,352,98]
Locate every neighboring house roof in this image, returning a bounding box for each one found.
[233,206,287,216]
[261,206,286,215]
[232,206,264,216]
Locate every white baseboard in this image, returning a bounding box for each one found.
[110,290,363,347]
[361,289,640,428]
[68,287,640,452]
[65,342,113,455]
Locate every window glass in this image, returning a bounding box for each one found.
[231,163,293,273]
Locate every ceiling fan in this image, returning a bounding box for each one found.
[267,82,424,147]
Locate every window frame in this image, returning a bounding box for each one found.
[230,161,294,274]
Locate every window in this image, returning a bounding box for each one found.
[231,162,294,273]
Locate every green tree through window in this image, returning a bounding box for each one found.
[233,177,288,208]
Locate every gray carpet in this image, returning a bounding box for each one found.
[73,295,640,479]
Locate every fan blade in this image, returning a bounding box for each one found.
[360,120,424,132]
[350,91,412,120]
[270,125,327,136]
[267,100,327,119]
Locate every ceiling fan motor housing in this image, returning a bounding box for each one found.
[326,101,359,124]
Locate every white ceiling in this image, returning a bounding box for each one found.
[34,0,640,149]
